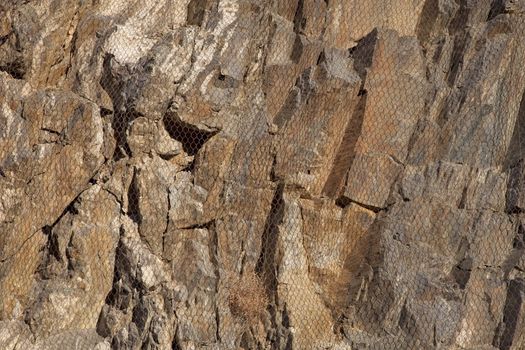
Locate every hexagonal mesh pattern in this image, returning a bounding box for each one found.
[1,1,525,349]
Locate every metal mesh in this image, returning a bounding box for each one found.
[1,0,525,349]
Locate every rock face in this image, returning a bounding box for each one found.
[1,0,525,349]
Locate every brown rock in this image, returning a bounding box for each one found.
[274,192,336,348]
[169,171,208,229]
[132,155,180,255]
[2,0,525,348]
[273,48,361,195]
[0,89,104,318]
[165,227,218,347]
[343,153,403,209]
[301,199,376,312]
[401,161,508,211]
[24,185,121,338]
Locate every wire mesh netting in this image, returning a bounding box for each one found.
[1,0,525,349]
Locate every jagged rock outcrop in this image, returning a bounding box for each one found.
[1,0,525,349]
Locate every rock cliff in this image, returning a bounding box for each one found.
[1,0,525,349]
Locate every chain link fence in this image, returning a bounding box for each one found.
[1,0,525,349]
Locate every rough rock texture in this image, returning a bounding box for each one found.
[1,0,525,349]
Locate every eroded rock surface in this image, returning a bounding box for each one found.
[1,0,525,349]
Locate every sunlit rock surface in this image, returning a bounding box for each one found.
[1,0,525,349]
